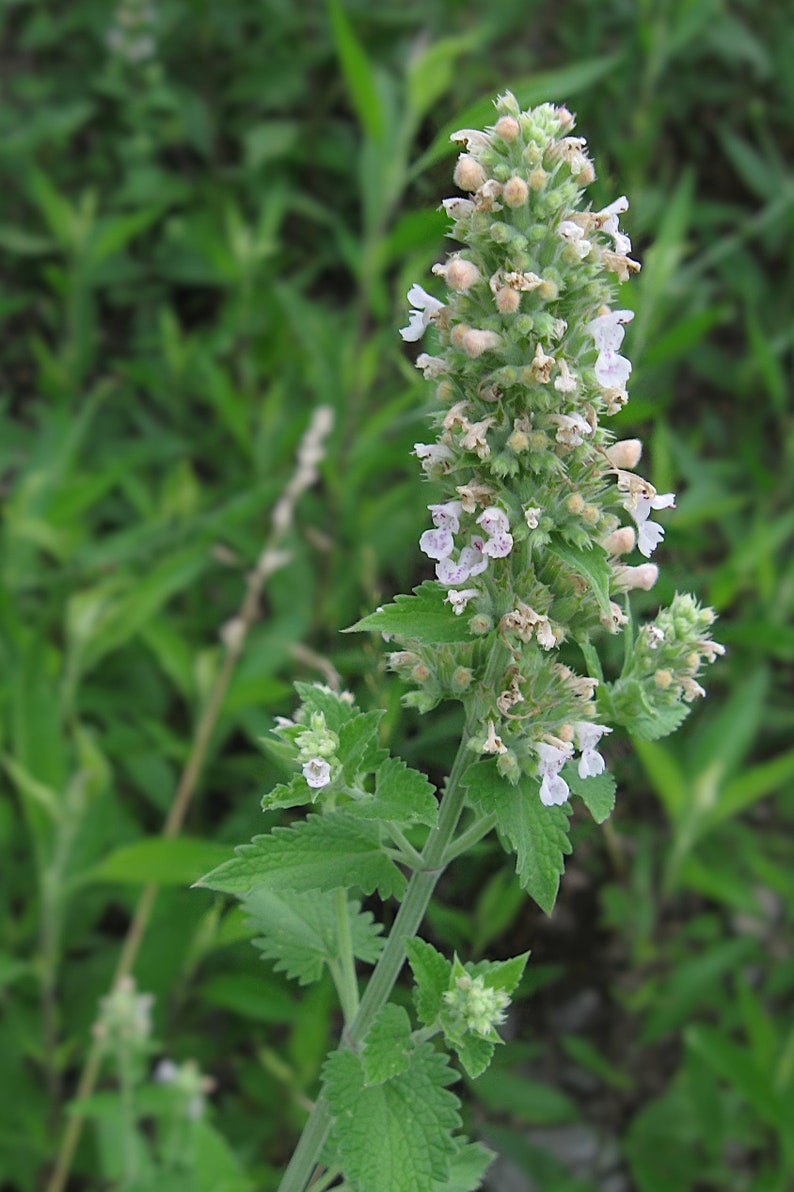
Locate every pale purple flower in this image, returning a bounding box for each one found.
[429,500,463,534]
[476,507,510,537]
[572,722,612,779]
[482,532,514,559]
[536,741,574,807]
[598,196,632,255]
[419,527,455,560]
[303,758,331,789]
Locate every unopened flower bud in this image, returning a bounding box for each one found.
[493,115,520,141]
[508,429,529,453]
[469,613,493,635]
[496,750,520,782]
[566,494,585,515]
[602,526,636,555]
[496,286,521,313]
[463,329,502,358]
[582,504,600,526]
[439,257,482,292]
[654,669,673,690]
[454,154,487,192]
[528,166,548,190]
[503,175,529,208]
[451,667,474,694]
[411,662,431,683]
[613,563,659,591]
[606,439,643,469]
[450,323,471,349]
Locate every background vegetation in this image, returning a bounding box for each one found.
[1,0,792,1188]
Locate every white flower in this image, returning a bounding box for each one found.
[400,284,445,342]
[476,507,510,537]
[482,532,514,559]
[436,538,489,586]
[536,741,574,806]
[554,359,578,394]
[623,490,676,558]
[302,758,331,788]
[441,197,475,220]
[445,588,479,615]
[587,309,634,389]
[557,219,591,258]
[415,353,447,379]
[459,537,489,576]
[549,412,592,447]
[572,722,612,778]
[419,527,455,560]
[413,442,454,472]
[524,505,543,529]
[429,500,463,533]
[598,195,632,255]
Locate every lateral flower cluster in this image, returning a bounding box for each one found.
[392,94,722,805]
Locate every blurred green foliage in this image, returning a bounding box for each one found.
[0,0,792,1188]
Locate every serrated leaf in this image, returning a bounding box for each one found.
[565,768,617,823]
[349,756,438,827]
[293,682,358,733]
[244,890,383,986]
[453,1032,495,1081]
[407,938,453,1027]
[338,709,387,781]
[468,952,530,997]
[261,773,314,812]
[363,1004,414,1085]
[630,701,691,741]
[345,582,474,644]
[438,1140,494,1192]
[464,762,571,915]
[325,1044,461,1192]
[547,540,612,620]
[197,813,406,901]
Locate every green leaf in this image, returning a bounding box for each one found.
[686,1024,788,1133]
[464,762,571,915]
[407,938,452,1027]
[197,813,406,901]
[345,582,475,644]
[468,952,530,997]
[327,0,385,143]
[348,756,438,827]
[439,1141,495,1192]
[565,768,617,823]
[325,1044,461,1191]
[547,540,612,621]
[406,34,477,124]
[293,682,359,733]
[472,1067,579,1124]
[363,1004,414,1085]
[453,1033,495,1081]
[93,838,233,886]
[628,700,691,742]
[338,709,387,781]
[262,774,315,812]
[88,207,163,266]
[244,889,383,986]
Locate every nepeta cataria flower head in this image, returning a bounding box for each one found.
[392,94,722,805]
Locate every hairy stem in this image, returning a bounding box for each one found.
[333,889,360,1026]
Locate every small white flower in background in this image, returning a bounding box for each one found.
[554,359,578,394]
[415,353,447,379]
[445,588,479,615]
[647,625,665,649]
[400,284,445,342]
[572,722,612,778]
[536,741,574,806]
[549,412,592,447]
[587,308,634,389]
[302,758,331,788]
[413,442,454,472]
[524,505,543,529]
[440,197,475,220]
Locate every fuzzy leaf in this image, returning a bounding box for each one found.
[293,682,358,733]
[338,709,387,780]
[629,702,692,741]
[439,1141,495,1191]
[548,540,612,620]
[345,582,474,644]
[261,774,314,812]
[197,813,406,901]
[452,1032,496,1081]
[324,1044,461,1191]
[464,762,571,915]
[565,767,617,823]
[363,1004,414,1085]
[244,890,383,986]
[468,952,530,996]
[407,938,453,1027]
[348,756,438,827]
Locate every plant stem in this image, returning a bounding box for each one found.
[441,811,498,865]
[333,889,359,1026]
[278,728,473,1192]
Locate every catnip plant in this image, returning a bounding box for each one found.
[199,94,723,1192]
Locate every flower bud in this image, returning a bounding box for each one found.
[454,154,487,192]
[469,613,493,635]
[495,286,521,314]
[493,115,520,141]
[463,329,502,358]
[439,257,482,292]
[606,439,643,469]
[503,176,529,208]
